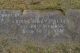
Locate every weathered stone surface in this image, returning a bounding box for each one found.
[0,10,80,44]
[66,9,80,41]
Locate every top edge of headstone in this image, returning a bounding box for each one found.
[0,10,22,13]
[22,10,64,16]
[65,9,80,15]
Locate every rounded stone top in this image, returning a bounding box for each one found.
[22,10,64,16]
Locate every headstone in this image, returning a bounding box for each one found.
[0,10,80,43]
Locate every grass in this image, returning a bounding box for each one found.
[0,0,80,15]
[0,0,80,11]
[0,37,80,53]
